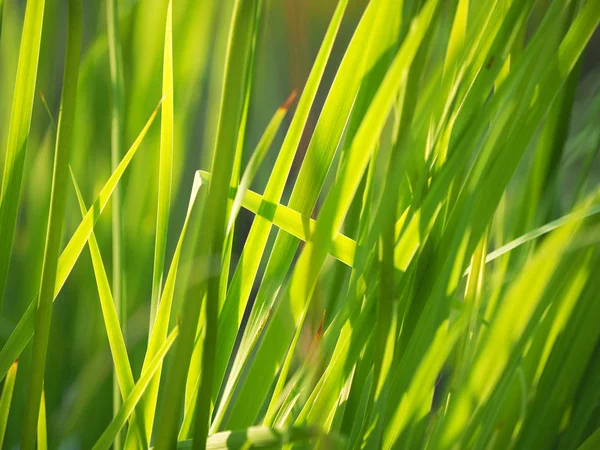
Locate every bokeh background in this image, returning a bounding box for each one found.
[0,0,598,447]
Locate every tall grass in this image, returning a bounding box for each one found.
[0,0,599,448]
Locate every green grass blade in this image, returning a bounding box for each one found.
[21,1,82,446]
[149,0,174,334]
[106,0,127,445]
[578,428,600,450]
[225,92,295,235]
[70,170,146,448]
[0,103,160,384]
[92,327,179,450]
[37,388,47,450]
[212,0,349,422]
[126,171,205,447]
[0,0,47,310]
[0,361,17,446]
[153,1,261,447]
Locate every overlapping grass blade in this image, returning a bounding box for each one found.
[153,0,262,447]
[0,0,47,310]
[106,0,127,445]
[0,102,161,383]
[21,0,82,445]
[71,171,146,448]
[92,327,179,450]
[126,171,205,447]
[37,388,47,450]
[212,0,349,427]
[0,361,17,446]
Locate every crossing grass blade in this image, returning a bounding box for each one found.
[0,0,47,310]
[92,327,179,450]
[212,0,349,427]
[71,171,146,448]
[37,388,47,450]
[0,361,17,446]
[106,0,127,444]
[153,1,262,447]
[0,102,161,384]
[149,0,174,333]
[21,1,82,445]
[126,171,205,447]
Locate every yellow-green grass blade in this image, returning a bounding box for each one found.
[37,388,47,450]
[0,102,160,384]
[179,96,291,437]
[0,0,47,310]
[71,171,146,448]
[21,0,82,446]
[126,170,205,447]
[92,327,179,450]
[432,217,583,449]
[149,0,174,334]
[263,0,436,421]
[106,0,127,445]
[153,0,262,447]
[214,0,403,428]
[0,361,17,446]
[212,0,349,421]
[578,428,600,450]
[225,92,295,236]
[558,343,600,450]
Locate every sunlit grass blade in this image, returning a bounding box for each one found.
[226,91,295,235]
[0,0,47,310]
[37,388,47,450]
[92,327,179,450]
[71,170,146,448]
[106,0,127,444]
[212,0,349,426]
[21,0,82,446]
[127,171,205,447]
[154,1,262,446]
[0,102,161,384]
[0,361,17,446]
[149,0,174,333]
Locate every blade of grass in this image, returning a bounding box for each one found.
[21,0,82,446]
[0,361,17,446]
[149,0,174,335]
[153,1,262,447]
[71,170,146,448]
[0,0,47,310]
[226,91,296,235]
[212,0,349,423]
[37,388,47,450]
[0,102,161,384]
[106,0,126,445]
[126,171,205,447]
[92,326,179,450]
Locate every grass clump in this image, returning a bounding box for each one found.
[0,0,599,448]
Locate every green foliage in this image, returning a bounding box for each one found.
[0,0,599,448]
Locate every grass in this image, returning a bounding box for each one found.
[0,0,599,448]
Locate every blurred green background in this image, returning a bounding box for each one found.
[0,0,598,447]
